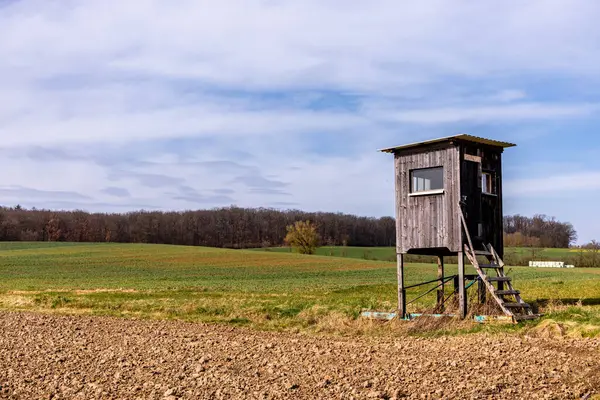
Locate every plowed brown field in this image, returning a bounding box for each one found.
[0,312,599,399]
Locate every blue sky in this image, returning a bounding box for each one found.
[1,0,600,244]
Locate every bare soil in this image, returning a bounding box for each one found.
[0,312,599,399]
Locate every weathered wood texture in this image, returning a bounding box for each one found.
[397,253,406,317]
[393,140,505,256]
[437,256,444,309]
[458,251,467,318]
[389,136,511,319]
[460,143,504,257]
[395,144,461,254]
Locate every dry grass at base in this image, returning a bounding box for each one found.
[3,289,600,340]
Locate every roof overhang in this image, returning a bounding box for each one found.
[379,134,516,153]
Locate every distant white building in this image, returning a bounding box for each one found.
[529,261,575,268]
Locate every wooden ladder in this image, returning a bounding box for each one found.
[459,210,541,322]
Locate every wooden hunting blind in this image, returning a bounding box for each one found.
[380,134,539,322]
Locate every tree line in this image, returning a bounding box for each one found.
[0,206,395,248]
[0,206,579,249]
[503,214,577,248]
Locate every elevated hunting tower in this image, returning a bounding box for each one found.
[381,134,538,322]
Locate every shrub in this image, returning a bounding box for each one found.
[284,221,320,255]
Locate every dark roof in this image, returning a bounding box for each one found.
[379,134,516,153]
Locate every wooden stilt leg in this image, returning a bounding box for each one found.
[458,251,467,318]
[397,253,406,318]
[478,277,486,304]
[437,256,444,310]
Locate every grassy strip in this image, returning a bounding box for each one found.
[1,242,600,337]
[257,245,599,267]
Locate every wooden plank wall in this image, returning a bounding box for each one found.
[395,144,461,254]
[479,148,504,257]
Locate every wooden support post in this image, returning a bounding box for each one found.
[497,276,504,292]
[397,253,406,319]
[458,251,467,318]
[478,277,486,304]
[437,256,444,310]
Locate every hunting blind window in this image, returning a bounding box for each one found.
[410,166,444,195]
[482,172,495,195]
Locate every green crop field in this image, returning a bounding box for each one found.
[257,245,585,263]
[258,246,399,261]
[2,242,600,336]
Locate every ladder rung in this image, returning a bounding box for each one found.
[496,290,520,295]
[479,264,500,269]
[487,276,511,282]
[503,302,531,308]
[514,314,542,321]
[460,236,535,320]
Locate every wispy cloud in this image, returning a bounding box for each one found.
[101,187,131,198]
[0,185,91,201]
[109,171,185,189]
[489,90,527,103]
[232,175,288,189]
[365,102,599,125]
[505,171,600,197]
[170,185,235,205]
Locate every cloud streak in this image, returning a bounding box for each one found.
[369,103,599,125]
[101,187,131,198]
[505,171,600,197]
[0,185,91,201]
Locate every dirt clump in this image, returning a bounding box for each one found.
[0,311,598,399]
